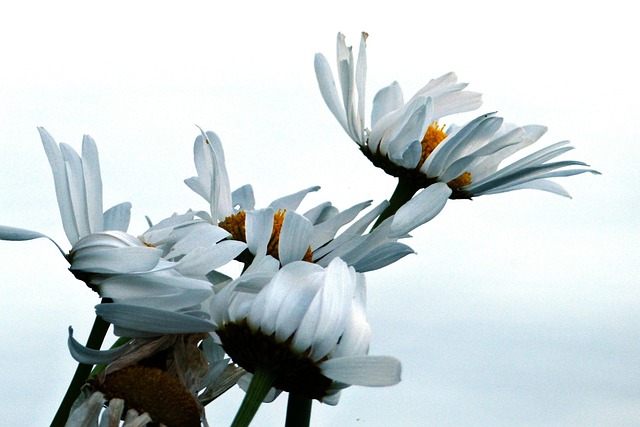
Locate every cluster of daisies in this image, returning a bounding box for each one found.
[0,32,597,426]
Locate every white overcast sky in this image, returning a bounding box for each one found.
[1,1,638,425]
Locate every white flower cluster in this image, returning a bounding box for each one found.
[0,32,598,427]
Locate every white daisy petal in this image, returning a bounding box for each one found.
[176,240,246,276]
[268,186,320,211]
[81,134,103,233]
[321,355,402,387]
[70,246,162,274]
[67,326,130,365]
[96,303,216,336]
[102,202,132,232]
[390,183,452,238]
[278,212,314,266]
[246,208,275,258]
[38,127,80,245]
[0,225,50,242]
[60,142,92,239]
[371,81,404,130]
[351,241,415,273]
[314,53,350,136]
[231,184,255,211]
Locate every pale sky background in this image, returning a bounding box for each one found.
[0,1,638,426]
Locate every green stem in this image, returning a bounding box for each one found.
[51,314,110,427]
[285,393,312,427]
[372,177,421,230]
[230,367,277,427]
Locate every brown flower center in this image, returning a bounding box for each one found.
[96,365,201,427]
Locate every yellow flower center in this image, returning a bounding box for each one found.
[219,209,313,263]
[417,122,472,189]
[417,122,448,169]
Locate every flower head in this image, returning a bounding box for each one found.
[0,130,246,337]
[415,113,601,198]
[315,33,599,200]
[210,257,401,405]
[67,329,243,426]
[315,32,482,168]
[185,130,450,272]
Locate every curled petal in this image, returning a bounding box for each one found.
[67,326,131,364]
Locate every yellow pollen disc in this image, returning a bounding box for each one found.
[267,209,286,259]
[218,211,247,242]
[417,122,448,169]
[448,171,472,188]
[219,209,313,263]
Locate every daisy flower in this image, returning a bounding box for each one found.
[314,32,483,172]
[315,33,599,201]
[184,129,451,273]
[411,113,601,198]
[0,129,245,336]
[209,256,401,423]
[67,330,243,426]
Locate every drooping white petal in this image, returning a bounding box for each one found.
[390,182,452,238]
[67,326,130,365]
[98,272,213,310]
[0,225,48,241]
[96,303,217,335]
[70,246,162,274]
[321,355,402,386]
[0,225,66,256]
